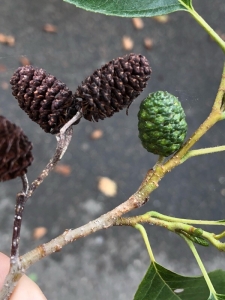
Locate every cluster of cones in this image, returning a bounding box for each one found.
[0,53,151,181]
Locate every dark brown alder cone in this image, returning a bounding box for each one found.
[0,116,33,181]
[10,66,79,134]
[74,53,151,121]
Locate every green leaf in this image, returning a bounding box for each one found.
[179,0,193,8]
[134,262,225,300]
[63,0,188,17]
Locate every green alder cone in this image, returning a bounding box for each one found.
[138,91,187,157]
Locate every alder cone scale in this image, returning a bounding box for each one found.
[74,53,151,121]
[0,116,33,181]
[10,66,79,134]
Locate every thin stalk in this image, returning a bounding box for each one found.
[59,111,82,135]
[213,63,225,111]
[10,192,26,264]
[134,224,155,262]
[116,214,225,251]
[182,235,217,294]
[179,0,225,53]
[21,174,29,194]
[190,9,225,53]
[148,211,225,226]
[27,126,73,197]
[214,231,225,240]
[153,155,165,170]
[181,146,225,163]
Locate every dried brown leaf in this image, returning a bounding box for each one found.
[6,35,15,46]
[98,177,117,197]
[0,33,7,43]
[90,129,103,140]
[54,164,71,176]
[20,56,31,66]
[43,24,57,33]
[1,81,9,90]
[153,15,169,23]
[132,18,144,29]
[0,65,6,72]
[122,36,134,51]
[0,33,15,46]
[144,37,154,50]
[33,227,47,240]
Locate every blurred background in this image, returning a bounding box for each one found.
[0,0,225,299]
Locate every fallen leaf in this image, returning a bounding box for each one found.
[20,56,31,66]
[0,65,6,72]
[144,37,154,50]
[33,227,47,240]
[132,18,144,29]
[43,23,57,33]
[98,177,117,197]
[1,81,9,90]
[6,35,15,46]
[54,164,71,176]
[90,129,103,140]
[122,36,134,51]
[0,33,7,43]
[153,15,169,23]
[0,33,15,46]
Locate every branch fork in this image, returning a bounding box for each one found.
[1,62,225,300]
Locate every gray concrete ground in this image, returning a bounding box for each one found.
[0,0,225,299]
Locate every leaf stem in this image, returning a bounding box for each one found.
[153,155,165,170]
[214,231,225,240]
[213,63,225,111]
[179,1,225,53]
[116,213,225,251]
[21,174,29,194]
[27,126,73,197]
[134,224,155,262]
[182,235,217,294]
[181,146,225,163]
[148,211,225,226]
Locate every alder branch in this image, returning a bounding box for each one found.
[2,70,225,299]
[0,190,148,299]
